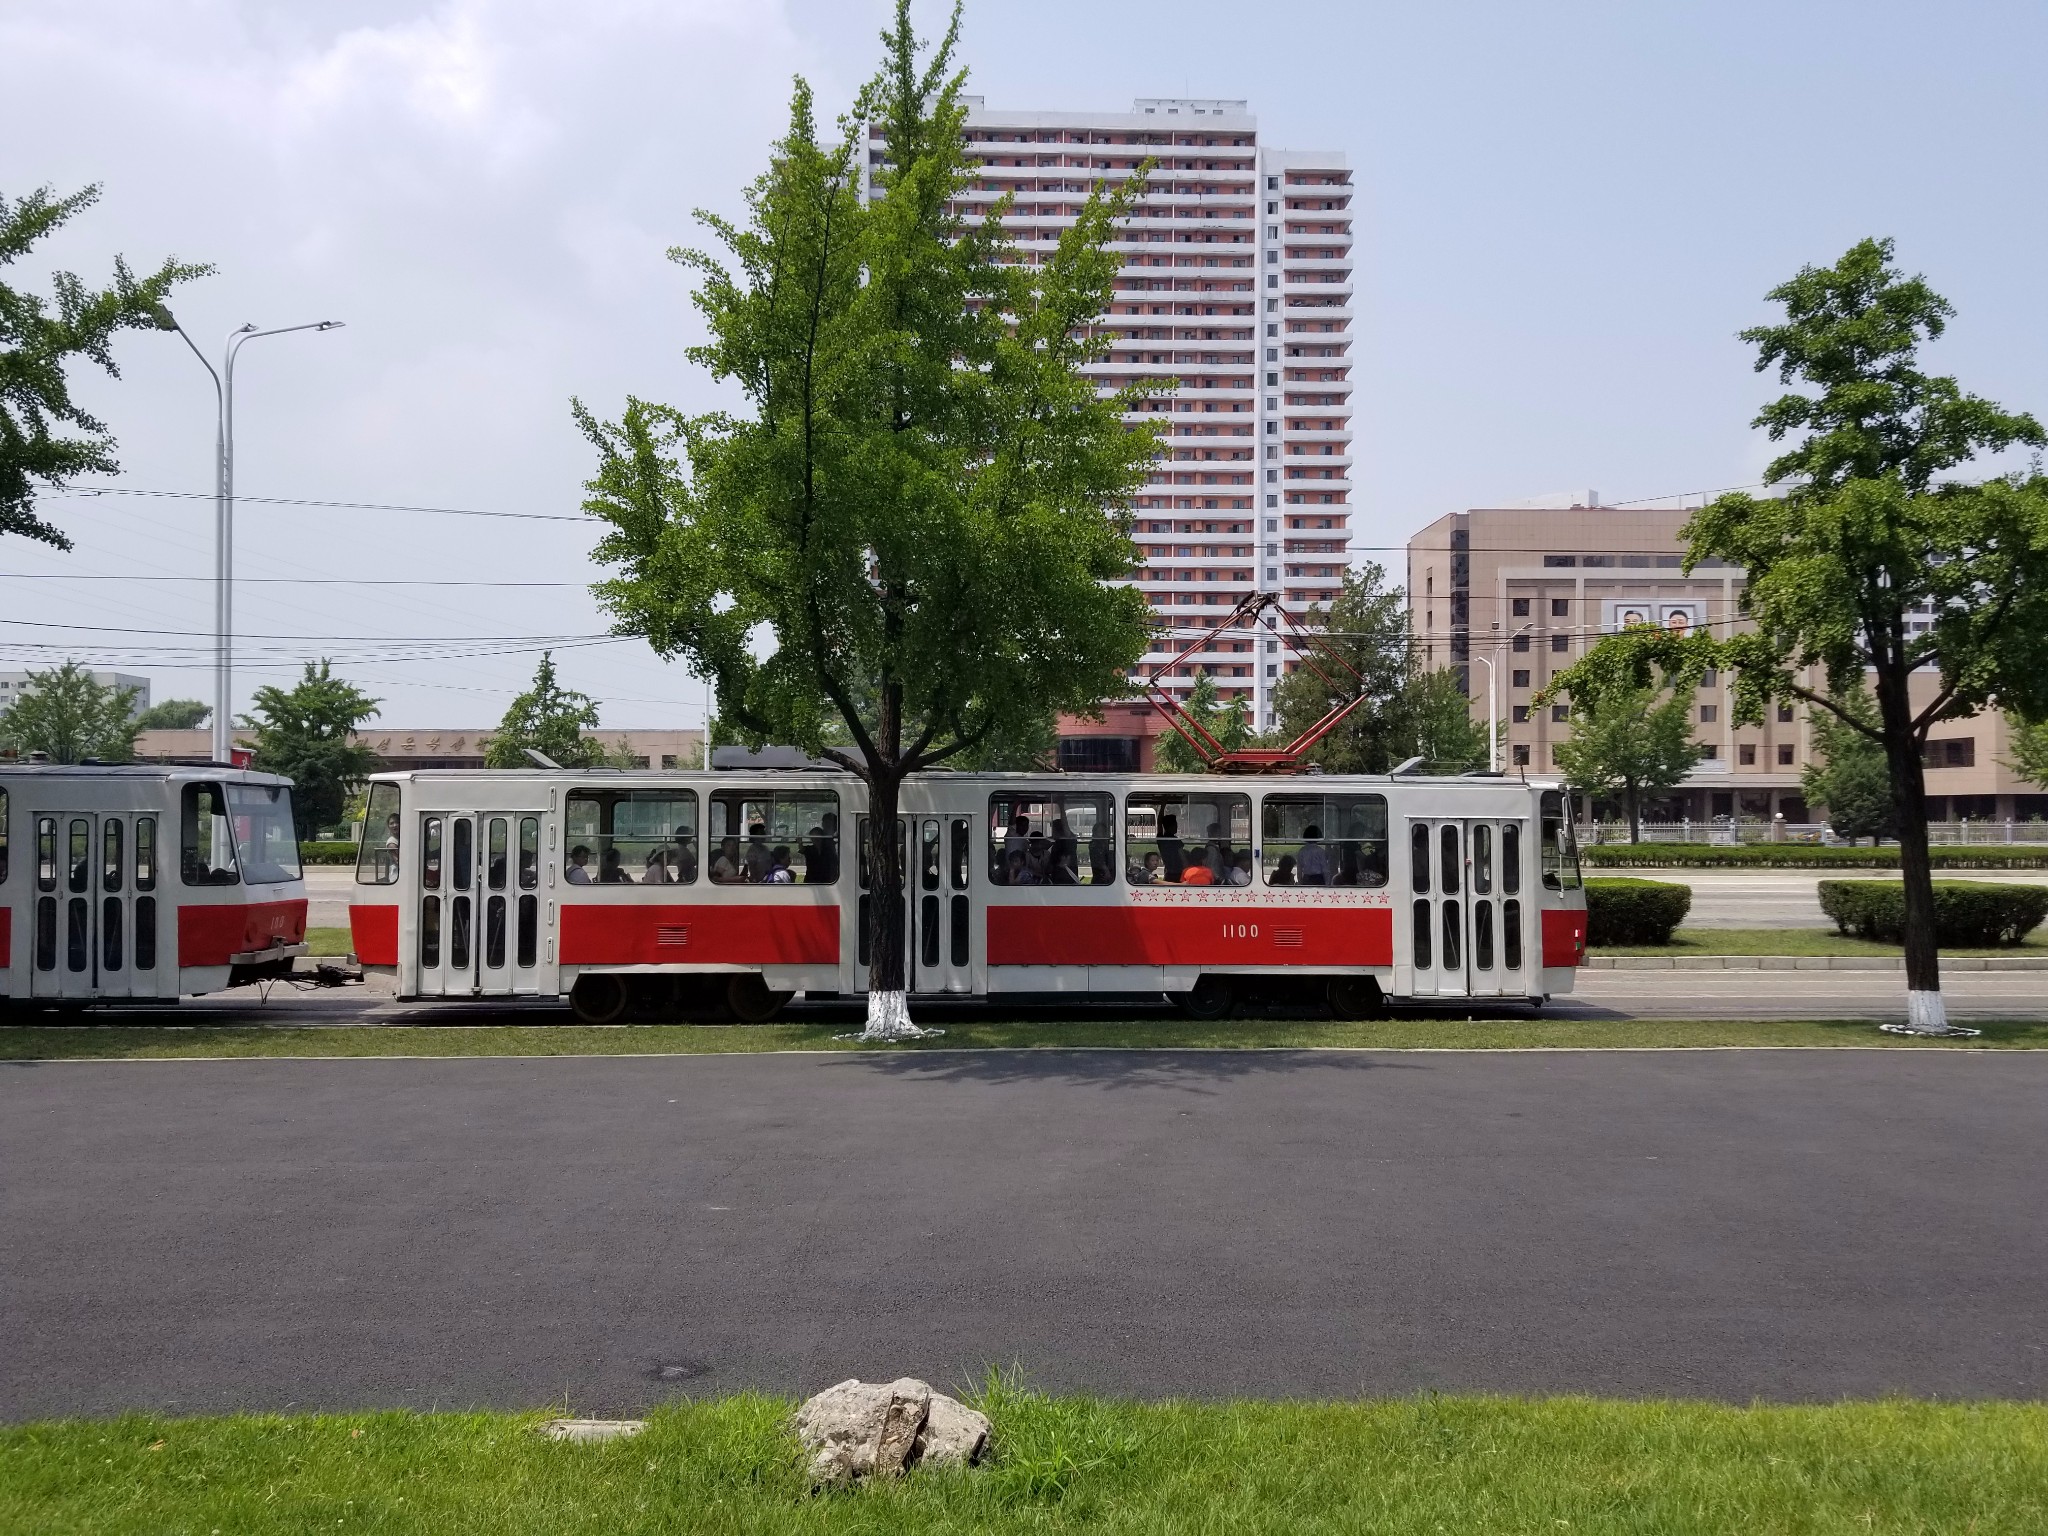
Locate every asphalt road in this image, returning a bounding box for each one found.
[5,1049,2043,1419]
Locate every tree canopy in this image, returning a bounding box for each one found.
[0,661,139,763]
[134,697,211,732]
[1154,673,1254,773]
[484,651,627,770]
[1802,686,1896,842]
[577,2,1160,1033]
[241,660,381,838]
[1539,237,2048,1032]
[1,184,211,548]
[1550,657,1702,842]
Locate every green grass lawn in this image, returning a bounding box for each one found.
[305,926,352,957]
[7,1014,2047,1060]
[4,1391,2043,1535]
[1593,926,2048,958]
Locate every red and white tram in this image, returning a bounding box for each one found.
[0,764,309,1009]
[348,768,1586,1022]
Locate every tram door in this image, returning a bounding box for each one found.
[28,812,158,1001]
[1406,818,1527,999]
[854,816,905,994]
[416,811,546,996]
[908,816,973,994]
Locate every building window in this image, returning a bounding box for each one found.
[1700,668,1718,688]
[1699,705,1717,723]
[1543,555,1577,568]
[1511,669,1530,688]
[1511,744,1531,767]
[1550,635,1568,653]
[1512,597,1530,616]
[1776,703,1795,723]
[1512,705,1530,723]
[1777,743,1795,766]
[1922,738,1975,769]
[1739,744,1757,766]
[1700,744,1720,760]
[1551,598,1570,617]
[1550,705,1569,723]
[1512,635,1530,653]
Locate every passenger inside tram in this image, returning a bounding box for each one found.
[805,814,838,883]
[643,847,675,883]
[1271,853,1298,885]
[711,836,744,883]
[598,847,630,884]
[566,845,593,883]
[767,847,795,883]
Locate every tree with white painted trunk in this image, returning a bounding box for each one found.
[575,2,1157,1039]
[1542,239,2048,1035]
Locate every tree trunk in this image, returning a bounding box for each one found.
[1625,782,1641,844]
[855,680,932,1041]
[1874,663,1950,1034]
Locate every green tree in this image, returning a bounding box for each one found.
[1155,673,1254,773]
[1268,563,1416,773]
[2008,714,2048,795]
[0,661,138,762]
[484,651,623,771]
[1803,686,1896,843]
[578,3,1158,1038]
[1541,238,2048,1034]
[241,660,381,838]
[133,697,211,731]
[2,184,211,548]
[1550,662,1703,843]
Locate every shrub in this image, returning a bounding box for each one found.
[1585,878,1693,946]
[300,841,357,865]
[1817,880,2048,947]
[1578,843,2048,870]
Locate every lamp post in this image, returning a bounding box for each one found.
[154,309,344,762]
[1476,623,1535,773]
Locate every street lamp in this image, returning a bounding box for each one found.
[154,308,344,762]
[1476,622,1535,773]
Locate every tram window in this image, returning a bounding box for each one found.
[1124,792,1249,887]
[1440,825,1461,895]
[487,819,508,890]
[1260,793,1387,886]
[357,782,402,885]
[135,817,157,892]
[180,784,239,886]
[0,787,7,884]
[1412,898,1431,968]
[1410,823,1430,893]
[420,894,441,968]
[564,789,702,885]
[950,818,970,891]
[1539,790,1582,891]
[35,896,56,970]
[135,895,157,970]
[103,894,124,973]
[37,817,55,890]
[68,819,89,893]
[421,816,444,890]
[707,790,838,886]
[518,818,540,888]
[1474,900,1494,970]
[920,820,941,892]
[67,895,88,971]
[227,783,302,884]
[1472,824,1492,895]
[1441,899,1462,968]
[516,894,538,968]
[103,818,124,893]
[989,791,1114,886]
[452,818,473,891]
[1503,899,1523,969]
[1501,823,1521,895]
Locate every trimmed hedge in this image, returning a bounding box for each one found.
[1580,843,2048,870]
[301,841,357,865]
[1585,878,1694,946]
[1818,880,2048,947]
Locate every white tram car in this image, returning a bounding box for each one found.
[0,764,309,1010]
[349,768,1587,1022]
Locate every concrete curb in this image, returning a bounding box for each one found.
[1587,954,2048,971]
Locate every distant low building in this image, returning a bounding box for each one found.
[1,669,151,717]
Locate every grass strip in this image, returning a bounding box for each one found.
[7,1015,2047,1060]
[1593,926,2048,958]
[306,926,352,957]
[4,1390,2044,1535]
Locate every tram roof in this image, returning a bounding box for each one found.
[0,762,292,785]
[365,767,1564,790]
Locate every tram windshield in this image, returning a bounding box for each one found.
[228,783,303,885]
[1540,789,1582,890]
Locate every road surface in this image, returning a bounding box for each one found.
[3,1049,2042,1419]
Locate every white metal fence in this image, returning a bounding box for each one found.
[1577,819,2048,847]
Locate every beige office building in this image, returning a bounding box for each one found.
[1408,503,2046,826]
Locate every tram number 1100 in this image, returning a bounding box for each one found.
[1222,922,1260,939]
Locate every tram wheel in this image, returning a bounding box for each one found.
[725,973,793,1025]
[1169,975,1234,1021]
[569,973,629,1025]
[1327,974,1385,1020]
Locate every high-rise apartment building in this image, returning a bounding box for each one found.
[870,97,1352,756]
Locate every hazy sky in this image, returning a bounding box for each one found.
[6,0,2045,728]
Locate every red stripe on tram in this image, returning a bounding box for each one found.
[559,904,840,966]
[178,899,308,967]
[987,904,1393,968]
[350,905,400,966]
